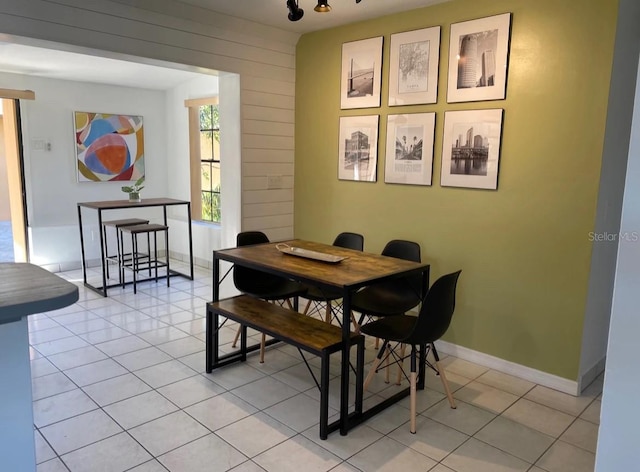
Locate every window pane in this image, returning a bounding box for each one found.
[196,103,221,223]
[200,131,213,160]
[213,130,220,162]
[210,163,220,189]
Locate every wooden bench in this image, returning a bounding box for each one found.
[205,294,364,439]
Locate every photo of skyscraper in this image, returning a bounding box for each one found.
[447,13,511,104]
[456,28,499,89]
[450,123,490,176]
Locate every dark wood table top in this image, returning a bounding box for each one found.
[214,239,429,289]
[78,198,189,210]
[0,263,79,324]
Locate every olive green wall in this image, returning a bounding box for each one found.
[294,0,618,380]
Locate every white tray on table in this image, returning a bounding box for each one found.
[276,244,347,264]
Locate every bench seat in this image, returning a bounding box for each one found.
[206,294,364,439]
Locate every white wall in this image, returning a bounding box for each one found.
[0,71,174,268]
[0,0,299,245]
[0,69,236,270]
[164,73,242,268]
[595,55,640,471]
[579,0,640,391]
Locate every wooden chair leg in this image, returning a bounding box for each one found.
[410,370,417,433]
[231,325,241,348]
[396,343,406,385]
[363,355,382,391]
[260,333,266,363]
[385,344,391,383]
[302,299,311,315]
[410,346,417,433]
[364,340,388,391]
[325,302,332,324]
[350,311,360,333]
[431,343,456,409]
[435,358,456,409]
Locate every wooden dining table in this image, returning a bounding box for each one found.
[208,239,431,436]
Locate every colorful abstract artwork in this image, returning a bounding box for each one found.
[74,111,145,182]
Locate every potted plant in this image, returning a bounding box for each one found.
[121,177,145,202]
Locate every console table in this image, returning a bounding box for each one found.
[0,263,79,471]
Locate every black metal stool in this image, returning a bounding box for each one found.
[102,218,149,283]
[119,224,169,294]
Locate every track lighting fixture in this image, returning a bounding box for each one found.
[314,1,331,13]
[286,0,304,22]
[287,0,364,22]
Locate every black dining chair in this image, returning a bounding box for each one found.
[350,239,423,332]
[302,232,364,325]
[230,231,307,362]
[360,270,462,433]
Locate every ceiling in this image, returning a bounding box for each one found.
[0,0,448,90]
[179,0,449,34]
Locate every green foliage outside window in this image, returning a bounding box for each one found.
[200,104,221,223]
[202,186,221,223]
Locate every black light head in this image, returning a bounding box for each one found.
[286,0,304,21]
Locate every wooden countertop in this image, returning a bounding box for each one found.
[0,263,79,324]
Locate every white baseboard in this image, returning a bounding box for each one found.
[436,340,580,396]
[578,356,606,393]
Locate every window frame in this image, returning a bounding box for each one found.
[185,96,221,224]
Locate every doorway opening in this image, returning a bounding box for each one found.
[0,97,29,263]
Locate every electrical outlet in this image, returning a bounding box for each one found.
[267,175,283,189]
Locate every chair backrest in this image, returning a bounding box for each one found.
[333,232,364,251]
[405,270,462,345]
[382,239,423,302]
[233,231,281,294]
[237,231,269,246]
[382,239,421,262]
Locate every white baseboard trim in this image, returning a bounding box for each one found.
[578,356,606,393]
[436,340,580,396]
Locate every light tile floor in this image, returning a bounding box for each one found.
[30,263,602,472]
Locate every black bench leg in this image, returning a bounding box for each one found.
[206,305,214,373]
[240,325,248,362]
[319,351,330,440]
[355,336,364,415]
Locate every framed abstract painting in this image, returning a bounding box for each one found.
[74,111,145,182]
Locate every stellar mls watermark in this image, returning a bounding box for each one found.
[588,231,639,242]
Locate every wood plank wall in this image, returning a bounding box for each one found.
[0,0,299,241]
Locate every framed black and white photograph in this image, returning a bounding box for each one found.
[447,13,511,103]
[388,27,441,106]
[338,115,379,182]
[340,37,383,109]
[441,109,503,189]
[384,113,435,185]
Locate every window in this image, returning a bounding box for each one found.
[186,97,221,223]
[199,104,220,222]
